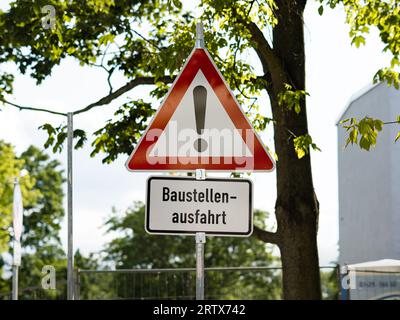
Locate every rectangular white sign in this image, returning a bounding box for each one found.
[146,176,253,236]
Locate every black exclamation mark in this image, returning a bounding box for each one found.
[193,85,208,152]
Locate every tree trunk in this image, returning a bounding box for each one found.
[271,0,322,299]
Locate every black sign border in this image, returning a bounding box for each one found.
[145,176,253,237]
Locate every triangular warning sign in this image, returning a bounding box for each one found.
[126,48,275,172]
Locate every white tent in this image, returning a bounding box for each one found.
[343,259,400,300]
[347,259,400,273]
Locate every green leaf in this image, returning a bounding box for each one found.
[311,143,321,152]
[294,103,301,114]
[359,136,371,150]
[374,119,383,131]
[352,35,366,48]
[318,5,324,16]
[358,121,368,135]
[349,128,358,145]
[293,134,320,159]
[277,83,308,114]
[340,119,350,124]
[296,148,306,159]
[172,0,182,9]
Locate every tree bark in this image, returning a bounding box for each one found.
[270,0,322,299]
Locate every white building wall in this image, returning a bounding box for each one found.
[389,88,400,259]
[338,83,400,265]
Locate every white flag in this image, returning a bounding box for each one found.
[12,179,23,266]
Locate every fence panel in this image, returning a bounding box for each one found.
[0,266,338,300]
[76,266,338,300]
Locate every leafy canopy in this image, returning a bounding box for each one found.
[0,0,399,157]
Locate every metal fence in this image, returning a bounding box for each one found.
[0,280,67,300]
[0,266,339,300]
[76,266,339,300]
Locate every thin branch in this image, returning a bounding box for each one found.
[72,75,175,115]
[89,45,116,94]
[106,67,115,94]
[131,29,162,51]
[383,120,400,125]
[88,63,115,94]
[101,44,115,93]
[88,62,107,70]
[234,16,274,71]
[231,7,291,90]
[101,43,111,66]
[253,225,280,245]
[230,20,260,103]
[0,98,67,116]
[1,75,176,117]
[245,21,285,81]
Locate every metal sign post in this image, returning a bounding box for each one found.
[67,112,74,300]
[195,169,206,300]
[195,232,206,300]
[12,178,19,300]
[12,177,23,300]
[195,22,205,49]
[11,264,18,300]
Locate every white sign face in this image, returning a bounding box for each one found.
[146,176,253,236]
[149,70,252,158]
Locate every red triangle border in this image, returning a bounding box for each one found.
[126,48,275,172]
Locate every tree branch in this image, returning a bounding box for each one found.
[131,29,162,51]
[72,75,175,115]
[253,225,280,245]
[1,75,176,117]
[245,21,288,86]
[0,98,67,116]
[231,9,291,90]
[88,62,115,94]
[106,67,115,94]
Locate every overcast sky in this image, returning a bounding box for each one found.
[0,1,392,266]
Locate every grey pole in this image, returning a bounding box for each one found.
[12,177,20,300]
[195,22,205,49]
[195,169,206,300]
[75,269,80,300]
[193,23,206,301]
[12,264,18,300]
[67,112,74,300]
[195,232,206,300]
